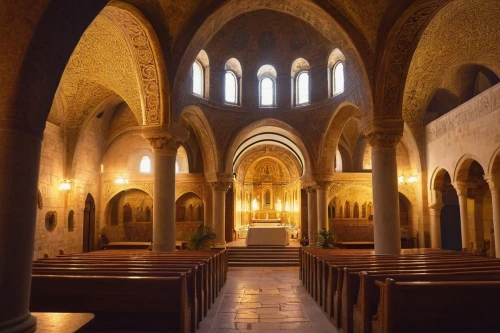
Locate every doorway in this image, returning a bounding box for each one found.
[83,193,96,252]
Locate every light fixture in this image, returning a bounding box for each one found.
[114,176,129,184]
[59,179,72,191]
[398,171,418,184]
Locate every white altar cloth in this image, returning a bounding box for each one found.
[245,226,289,246]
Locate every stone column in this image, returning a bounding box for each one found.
[210,181,232,247]
[0,127,40,333]
[429,202,442,249]
[364,124,403,255]
[144,125,188,253]
[306,186,318,244]
[316,181,332,231]
[453,181,469,251]
[486,175,500,258]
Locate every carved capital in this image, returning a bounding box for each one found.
[146,135,180,154]
[485,174,500,191]
[209,181,232,192]
[316,181,333,191]
[364,131,402,149]
[305,186,316,194]
[453,181,468,196]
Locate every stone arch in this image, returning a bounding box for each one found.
[103,3,169,125]
[103,183,154,208]
[430,167,451,192]
[317,102,362,174]
[487,146,500,175]
[179,105,218,176]
[224,118,312,178]
[373,0,453,118]
[171,0,373,121]
[175,192,204,222]
[454,154,486,182]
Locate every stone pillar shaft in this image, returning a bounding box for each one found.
[145,130,187,253]
[306,188,318,244]
[454,181,469,251]
[316,181,331,231]
[0,128,39,333]
[211,182,232,247]
[486,176,500,258]
[152,150,177,252]
[365,130,402,255]
[429,203,442,249]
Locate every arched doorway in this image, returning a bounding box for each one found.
[439,172,462,251]
[83,193,96,252]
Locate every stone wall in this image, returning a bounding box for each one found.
[329,219,374,242]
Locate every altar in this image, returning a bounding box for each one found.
[245,226,289,246]
[250,218,281,226]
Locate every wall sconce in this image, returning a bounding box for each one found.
[114,176,129,184]
[59,179,72,191]
[398,171,418,184]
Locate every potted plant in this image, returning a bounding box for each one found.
[186,224,216,250]
[316,228,336,249]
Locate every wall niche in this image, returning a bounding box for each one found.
[45,211,57,231]
[68,210,75,232]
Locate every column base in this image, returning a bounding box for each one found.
[0,313,37,333]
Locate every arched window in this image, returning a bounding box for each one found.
[175,161,179,173]
[328,49,346,97]
[192,50,210,98]
[333,62,344,95]
[224,58,242,105]
[139,156,151,173]
[257,64,277,107]
[296,71,309,105]
[192,61,203,96]
[260,77,275,106]
[291,58,310,106]
[225,71,237,104]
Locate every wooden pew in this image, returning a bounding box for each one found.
[346,268,500,333]
[30,274,191,333]
[372,279,500,333]
[32,266,201,331]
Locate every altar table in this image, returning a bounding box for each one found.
[245,226,289,246]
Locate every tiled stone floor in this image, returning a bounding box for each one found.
[198,267,339,333]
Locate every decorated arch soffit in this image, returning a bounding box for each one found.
[374,0,451,119]
[104,183,154,205]
[171,0,373,121]
[103,2,168,125]
[401,0,500,129]
[179,105,218,175]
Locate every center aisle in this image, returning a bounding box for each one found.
[198,267,338,333]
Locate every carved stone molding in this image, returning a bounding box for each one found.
[364,131,402,149]
[426,85,500,142]
[305,186,316,194]
[103,7,161,125]
[316,181,333,191]
[146,135,180,153]
[103,182,154,204]
[329,181,373,199]
[209,181,232,192]
[175,182,208,200]
[485,174,500,191]
[452,181,468,196]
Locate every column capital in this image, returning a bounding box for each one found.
[315,180,333,191]
[485,174,500,191]
[361,117,404,149]
[209,181,232,192]
[304,186,317,194]
[453,181,468,196]
[142,124,189,154]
